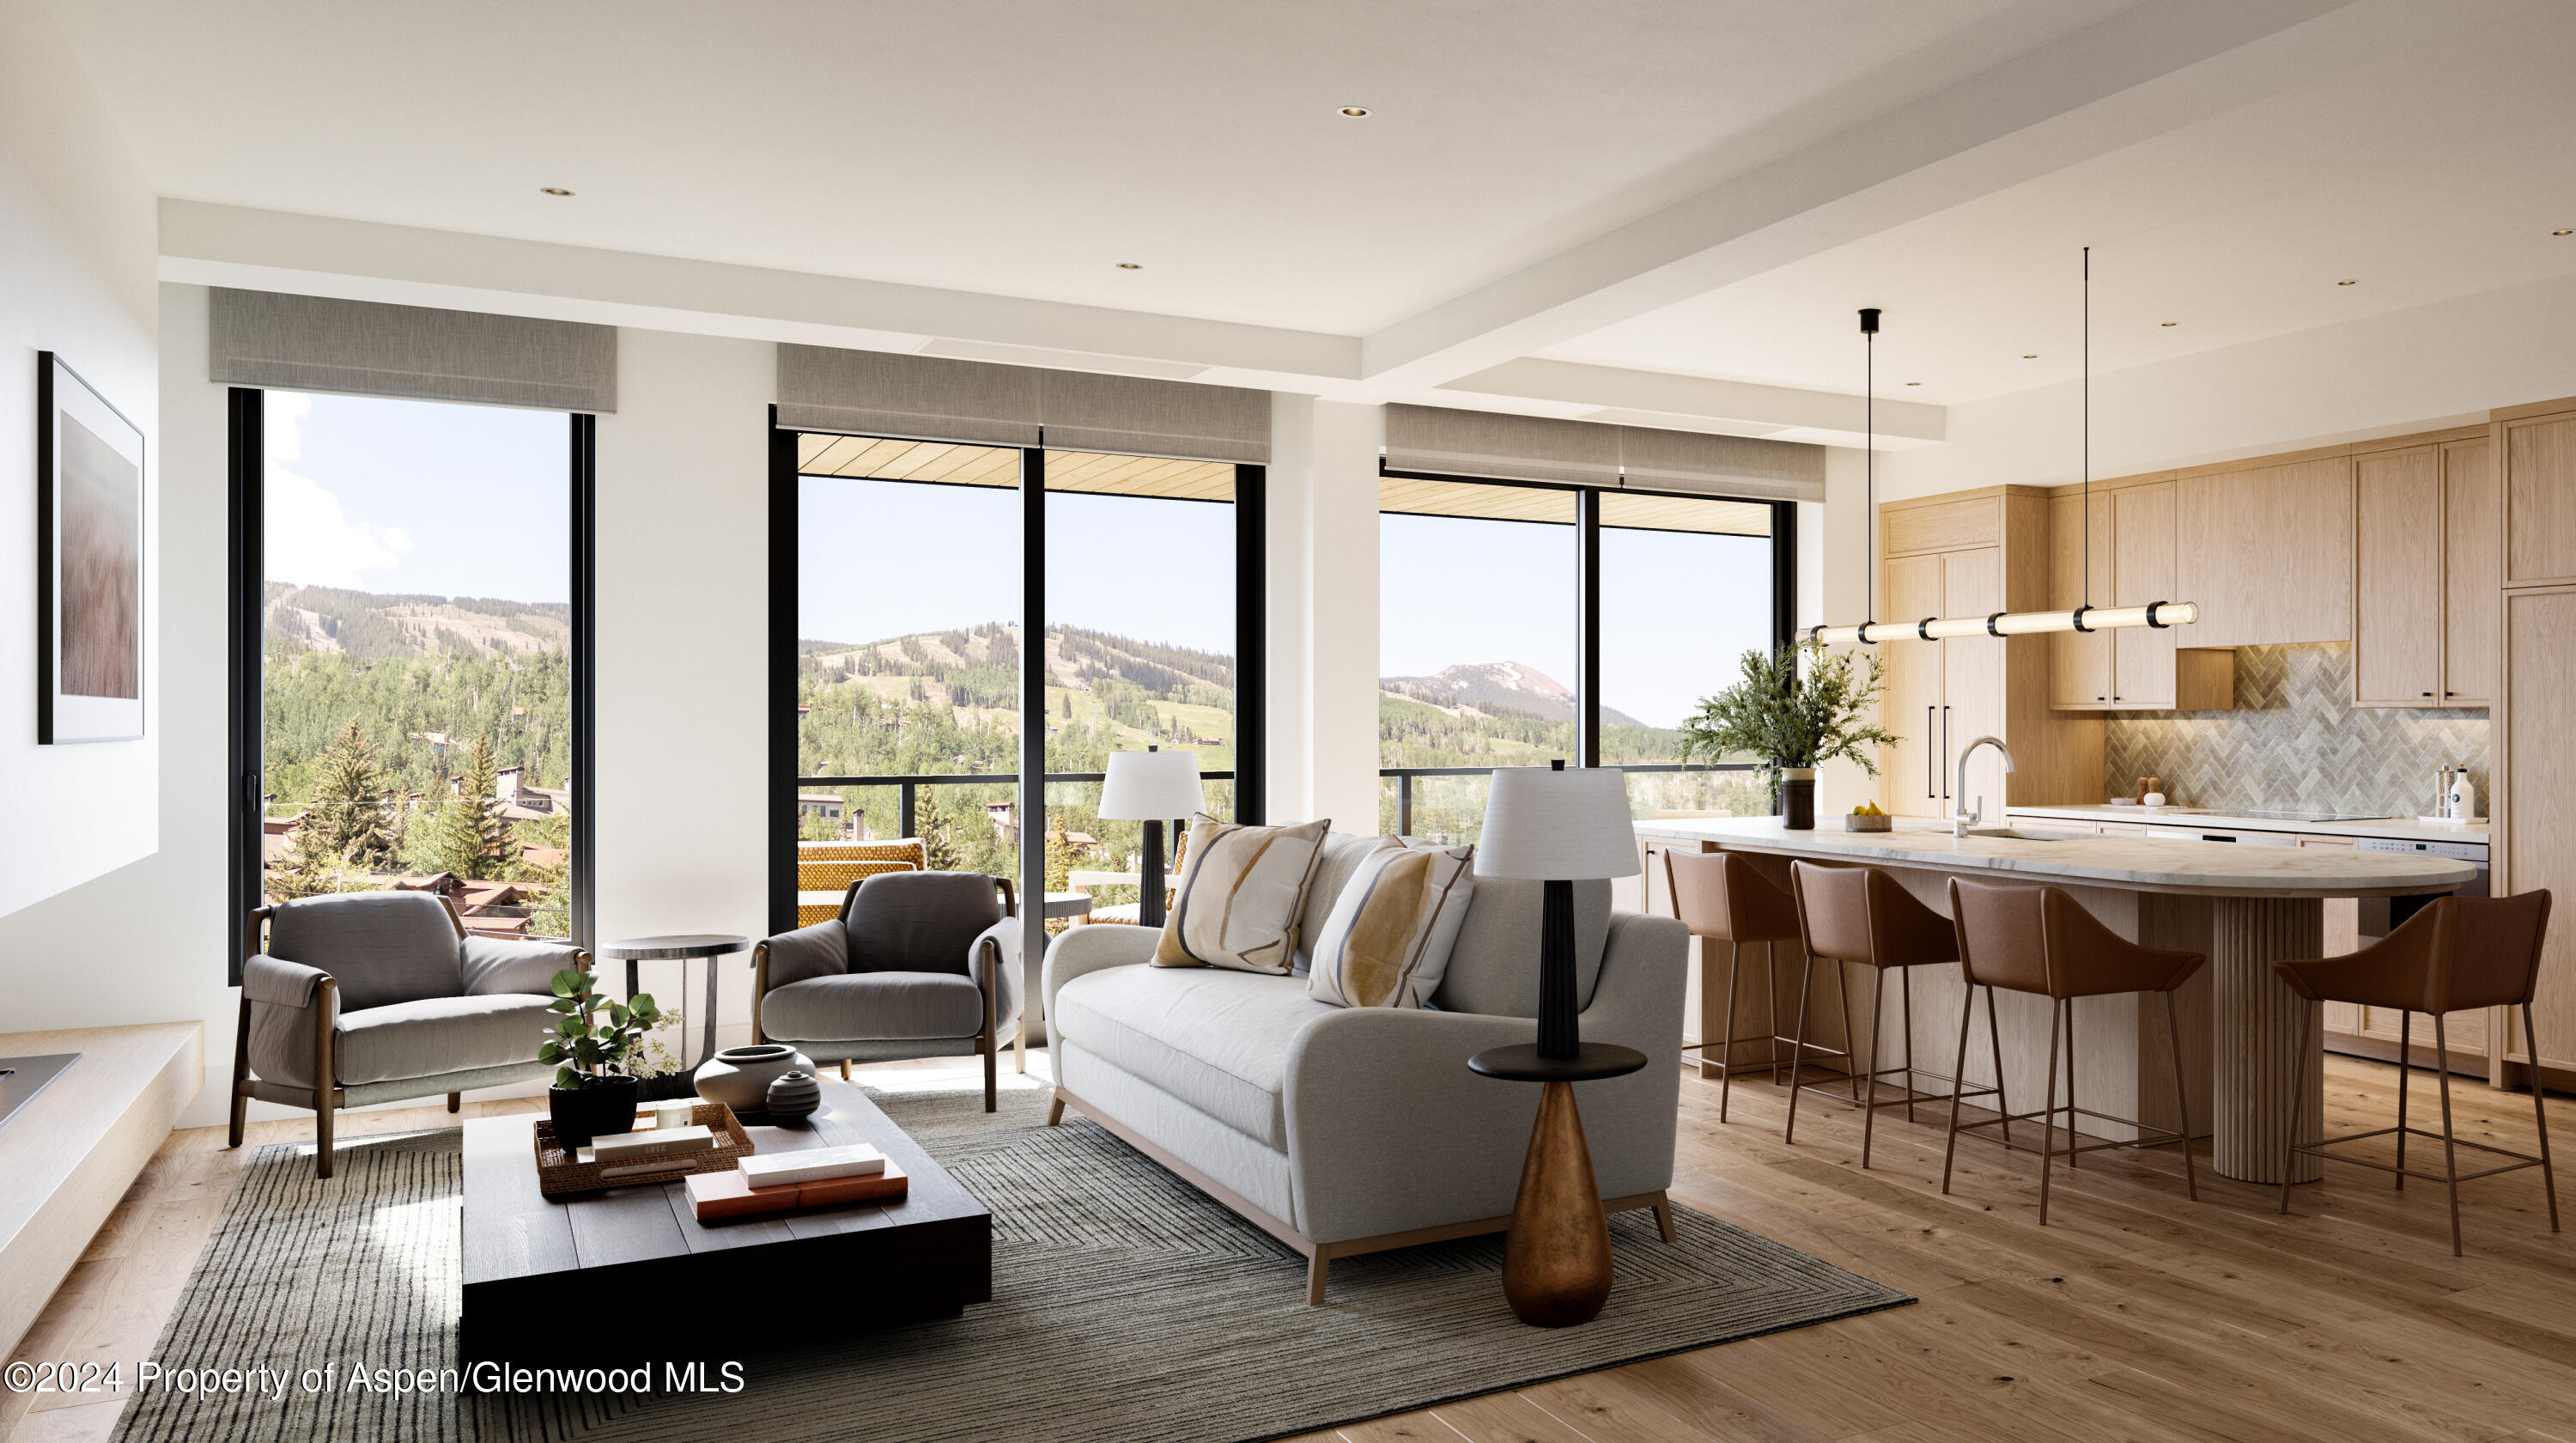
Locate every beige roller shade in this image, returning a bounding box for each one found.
[1384,402,1822,502]
[209,289,616,411]
[779,344,1269,464]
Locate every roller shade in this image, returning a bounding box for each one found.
[210,289,616,412]
[778,344,1271,464]
[1384,403,1823,502]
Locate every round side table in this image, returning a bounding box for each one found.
[601,935,750,1070]
[1467,1041,1649,1327]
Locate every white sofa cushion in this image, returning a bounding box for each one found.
[1054,965,1335,1148]
[1306,839,1477,1008]
[1152,816,1332,975]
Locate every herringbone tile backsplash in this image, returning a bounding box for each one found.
[2102,643,2488,818]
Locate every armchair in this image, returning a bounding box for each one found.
[752,871,1022,1111]
[230,891,583,1178]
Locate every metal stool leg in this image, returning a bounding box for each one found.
[2396,1012,2411,1191]
[2038,998,2063,1227]
[2436,1030,2464,1257]
[2278,1007,2311,1215]
[1717,940,1742,1122]
[1985,985,2011,1148]
[1901,965,1918,1126]
[1941,983,1978,1195]
[1766,942,1785,1088]
[1836,959,1863,1106]
[1784,953,1818,1147]
[2165,989,2197,1202]
[2528,1003,2561,1233]
[2064,996,2079,1170]
[1860,967,1886,1169]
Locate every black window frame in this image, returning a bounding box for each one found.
[224,391,600,983]
[769,417,1267,936]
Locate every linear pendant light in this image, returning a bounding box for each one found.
[1805,253,2198,648]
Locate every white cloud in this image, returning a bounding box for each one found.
[267,466,411,588]
[266,392,311,466]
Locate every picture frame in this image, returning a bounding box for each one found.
[38,351,146,744]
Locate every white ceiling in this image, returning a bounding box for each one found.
[1540,5,2576,405]
[51,0,2130,335]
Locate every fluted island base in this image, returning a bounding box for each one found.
[2211,897,2324,1184]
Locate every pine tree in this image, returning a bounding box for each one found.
[305,718,396,870]
[432,738,516,881]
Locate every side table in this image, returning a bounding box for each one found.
[601,935,751,1069]
[1467,1041,1649,1327]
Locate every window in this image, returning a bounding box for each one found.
[776,431,1262,934]
[230,390,592,951]
[1378,472,1789,843]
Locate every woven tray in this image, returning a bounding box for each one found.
[532,1101,752,1197]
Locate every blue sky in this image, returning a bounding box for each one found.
[264,391,569,601]
[268,393,1770,726]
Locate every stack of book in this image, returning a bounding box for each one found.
[684,1143,909,1221]
[575,1123,720,1179]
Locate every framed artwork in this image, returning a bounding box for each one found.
[38,352,146,743]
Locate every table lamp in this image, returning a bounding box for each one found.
[1097,746,1203,929]
[1468,758,1648,1329]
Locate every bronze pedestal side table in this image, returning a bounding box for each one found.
[1468,1040,1649,1327]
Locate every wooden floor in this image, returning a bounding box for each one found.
[6,1053,2571,1443]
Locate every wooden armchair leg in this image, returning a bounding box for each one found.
[313,1099,335,1180]
[447,1092,462,1114]
[984,1034,999,1112]
[228,1000,252,1149]
[840,1059,851,1081]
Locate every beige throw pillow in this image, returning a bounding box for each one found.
[1306,838,1479,1009]
[1151,816,1333,974]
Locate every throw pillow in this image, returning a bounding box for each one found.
[1151,815,1334,974]
[1306,838,1479,1009]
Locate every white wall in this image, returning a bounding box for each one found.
[1803,446,1876,819]
[1265,397,1382,831]
[1882,269,2576,500]
[0,0,161,921]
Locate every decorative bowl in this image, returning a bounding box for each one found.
[693,1044,813,1112]
[1844,813,1893,832]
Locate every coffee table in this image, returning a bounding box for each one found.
[461,1079,990,1362]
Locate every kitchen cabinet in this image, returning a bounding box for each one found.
[2354,437,2495,706]
[1877,488,2099,819]
[2174,454,2354,648]
[2500,404,2576,588]
[2495,583,2576,1087]
[2050,480,2233,710]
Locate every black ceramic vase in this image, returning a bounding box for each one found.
[548,1075,640,1148]
[1781,767,1817,830]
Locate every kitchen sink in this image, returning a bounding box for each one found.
[1962,826,2093,842]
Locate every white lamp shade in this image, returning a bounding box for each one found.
[1097,749,1204,820]
[1473,766,1641,880]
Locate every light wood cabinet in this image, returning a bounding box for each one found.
[2500,407,2576,588]
[1879,548,2004,819]
[2174,454,2354,647]
[2354,439,2495,706]
[2495,584,2576,1087]
[2048,479,2231,710]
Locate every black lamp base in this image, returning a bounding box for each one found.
[1139,819,1167,929]
[1537,877,1578,1058]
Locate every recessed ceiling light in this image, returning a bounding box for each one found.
[1905,381,1922,387]
[2023,353,2038,359]
[2336,278,2359,285]
[1116,262,1142,270]
[2555,228,2573,236]
[2160,321,2178,327]
[540,186,573,197]
[1339,107,1370,117]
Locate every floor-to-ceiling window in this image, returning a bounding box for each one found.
[779,432,1261,934]
[1377,472,1789,844]
[232,390,592,944]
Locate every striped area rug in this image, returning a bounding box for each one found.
[116,1084,1907,1443]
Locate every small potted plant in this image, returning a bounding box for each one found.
[539,969,663,1147]
[1677,639,1899,830]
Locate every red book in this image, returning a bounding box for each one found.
[684,1160,909,1221]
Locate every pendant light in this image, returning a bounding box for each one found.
[1805,253,2198,647]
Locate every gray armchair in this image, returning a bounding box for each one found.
[229,891,582,1177]
[752,871,1021,1111]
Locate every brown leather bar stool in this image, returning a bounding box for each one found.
[1662,850,1805,1122]
[1943,877,2205,1225]
[1788,861,2005,1166]
[2271,891,2557,1256]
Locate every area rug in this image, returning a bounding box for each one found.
[115,1083,1908,1443]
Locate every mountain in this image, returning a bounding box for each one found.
[264,583,570,662]
[1380,661,1646,729]
[799,624,1233,700]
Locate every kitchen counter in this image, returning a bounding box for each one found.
[1633,816,2477,896]
[2002,804,2488,844]
[1635,816,2478,1186]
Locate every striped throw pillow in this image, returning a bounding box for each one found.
[1306,838,1479,1009]
[1151,816,1333,975]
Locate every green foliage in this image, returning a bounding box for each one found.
[302,718,398,869]
[537,969,662,1088]
[1678,640,1899,795]
[429,738,517,881]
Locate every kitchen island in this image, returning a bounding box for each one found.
[1635,816,2478,1184]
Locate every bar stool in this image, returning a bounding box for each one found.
[1943,877,2204,1225]
[1662,850,1804,1122]
[2271,891,2556,1256]
[1788,862,2005,1166]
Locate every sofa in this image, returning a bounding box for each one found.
[1042,829,1688,1303]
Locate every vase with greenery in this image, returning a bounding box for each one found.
[540,969,665,1146]
[1676,640,1899,829]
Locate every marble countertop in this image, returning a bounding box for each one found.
[2005,804,2488,845]
[1632,816,2479,897]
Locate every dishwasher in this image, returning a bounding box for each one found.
[2357,834,2489,934]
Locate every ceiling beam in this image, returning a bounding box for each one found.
[1357,0,2528,388]
[1443,358,1945,446]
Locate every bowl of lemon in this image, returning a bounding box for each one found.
[1844,802,1893,832]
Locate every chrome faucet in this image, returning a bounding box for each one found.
[1953,735,2018,837]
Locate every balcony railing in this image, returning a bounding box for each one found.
[796,762,1756,839]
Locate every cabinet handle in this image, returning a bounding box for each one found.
[1941,706,1952,798]
[2422,691,2433,697]
[1926,706,1935,799]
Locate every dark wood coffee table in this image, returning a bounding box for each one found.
[461,1080,990,1362]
